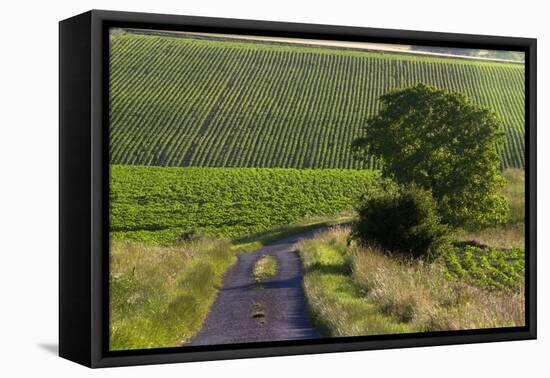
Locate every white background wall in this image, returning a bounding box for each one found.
[0,0,546,376]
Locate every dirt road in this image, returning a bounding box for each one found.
[187,229,323,346]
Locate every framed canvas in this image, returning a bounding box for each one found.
[59,10,537,368]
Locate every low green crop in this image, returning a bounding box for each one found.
[442,246,524,291]
[110,166,377,244]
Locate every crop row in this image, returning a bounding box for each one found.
[109,32,525,169]
[110,165,378,244]
[442,245,525,291]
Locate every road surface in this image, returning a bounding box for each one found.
[187,228,323,346]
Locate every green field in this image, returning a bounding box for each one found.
[442,245,524,291]
[110,165,377,244]
[109,31,525,169]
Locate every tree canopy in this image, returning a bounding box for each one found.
[352,83,508,228]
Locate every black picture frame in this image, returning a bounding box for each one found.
[59,9,537,368]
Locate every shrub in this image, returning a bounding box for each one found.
[351,185,448,259]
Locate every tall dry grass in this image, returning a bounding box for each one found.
[297,227,524,337]
[352,245,524,331]
[110,238,235,350]
[502,168,525,224]
[453,223,524,250]
[297,227,414,337]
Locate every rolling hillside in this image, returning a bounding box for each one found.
[109,31,525,169]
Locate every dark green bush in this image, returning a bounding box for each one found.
[351,185,448,259]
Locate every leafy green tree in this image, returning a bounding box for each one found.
[352,83,508,228]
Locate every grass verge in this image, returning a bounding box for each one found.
[253,255,278,282]
[109,238,235,350]
[297,227,414,337]
[297,227,524,336]
[353,244,524,331]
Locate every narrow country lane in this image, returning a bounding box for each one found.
[186,228,324,346]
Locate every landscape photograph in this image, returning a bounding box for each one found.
[108,27,526,351]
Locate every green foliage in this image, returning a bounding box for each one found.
[353,84,509,228]
[352,185,448,259]
[110,165,377,244]
[110,238,235,350]
[109,32,525,169]
[442,245,525,291]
